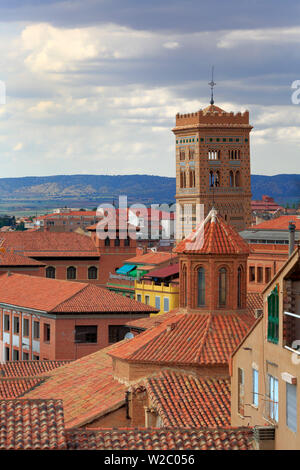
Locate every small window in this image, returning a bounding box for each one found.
[265,267,271,283]
[108,325,130,344]
[238,367,245,416]
[23,352,29,360]
[252,368,259,407]
[33,321,40,340]
[163,297,170,313]
[268,374,279,421]
[267,286,279,344]
[105,237,110,246]
[88,266,98,280]
[44,323,51,342]
[155,296,161,310]
[249,266,255,282]
[67,266,77,280]
[46,266,56,279]
[12,349,19,361]
[114,237,120,247]
[124,237,130,247]
[5,347,9,361]
[23,318,29,337]
[257,267,263,283]
[137,294,142,302]
[33,355,40,361]
[4,314,10,332]
[197,267,205,306]
[286,383,297,432]
[13,317,20,335]
[75,325,97,343]
[145,295,150,305]
[218,268,227,307]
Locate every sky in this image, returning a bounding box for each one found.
[0,0,300,178]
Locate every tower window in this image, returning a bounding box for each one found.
[67,266,76,280]
[197,267,205,306]
[105,236,110,246]
[235,171,241,187]
[179,148,185,160]
[46,266,56,279]
[218,267,227,307]
[189,169,195,187]
[188,146,195,160]
[237,266,242,308]
[208,150,220,160]
[88,266,98,280]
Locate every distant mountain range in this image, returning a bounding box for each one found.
[0,174,299,213]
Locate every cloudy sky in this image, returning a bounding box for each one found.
[0,0,300,178]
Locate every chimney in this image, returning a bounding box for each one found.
[289,222,296,257]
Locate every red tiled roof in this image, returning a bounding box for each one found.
[145,371,231,428]
[144,263,179,279]
[252,215,300,230]
[246,292,263,316]
[0,399,66,450]
[0,231,98,255]
[175,209,249,255]
[0,360,71,378]
[126,252,177,265]
[125,311,177,330]
[0,251,44,267]
[109,311,255,366]
[24,251,99,258]
[0,273,157,313]
[0,378,45,398]
[66,427,253,450]
[22,348,128,429]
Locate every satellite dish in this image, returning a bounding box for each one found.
[124,331,134,340]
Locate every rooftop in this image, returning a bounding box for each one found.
[144,371,231,428]
[0,250,44,267]
[251,215,300,231]
[0,273,158,314]
[175,209,249,255]
[125,251,177,266]
[0,360,71,378]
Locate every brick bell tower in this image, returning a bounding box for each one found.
[173,79,252,240]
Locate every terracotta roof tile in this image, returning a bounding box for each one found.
[125,252,177,265]
[66,427,254,450]
[175,209,249,255]
[0,251,44,267]
[22,348,128,429]
[0,399,66,450]
[0,360,71,378]
[109,311,255,366]
[145,371,231,428]
[144,263,179,279]
[0,273,157,313]
[0,378,45,398]
[246,292,263,316]
[252,215,300,231]
[0,231,98,255]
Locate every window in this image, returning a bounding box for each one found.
[197,267,205,306]
[145,295,150,305]
[286,383,297,432]
[155,296,161,310]
[137,294,142,302]
[235,171,241,187]
[188,146,195,160]
[208,150,220,160]
[257,267,263,283]
[33,355,39,361]
[4,347,9,361]
[88,266,98,280]
[237,266,242,308]
[179,148,185,160]
[267,286,279,344]
[189,169,195,187]
[46,266,56,278]
[109,325,130,343]
[229,170,234,187]
[105,236,110,246]
[238,367,245,416]
[249,266,255,282]
[114,237,120,247]
[33,321,40,340]
[180,170,186,188]
[268,374,279,421]
[218,268,227,307]
[44,323,51,342]
[23,352,29,360]
[124,237,130,247]
[12,349,19,361]
[163,297,169,313]
[67,266,77,280]
[13,317,19,335]
[265,267,271,283]
[252,369,259,407]
[4,314,10,332]
[75,325,97,343]
[23,318,29,337]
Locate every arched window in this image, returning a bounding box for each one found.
[215,171,220,187]
[197,267,205,306]
[182,265,187,307]
[67,266,76,280]
[209,171,214,187]
[189,169,195,187]
[218,267,227,307]
[105,236,110,246]
[124,237,130,246]
[235,171,241,187]
[88,266,98,280]
[237,266,242,308]
[46,266,55,279]
[114,236,120,247]
[229,171,234,187]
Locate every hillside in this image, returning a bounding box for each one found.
[0,174,298,214]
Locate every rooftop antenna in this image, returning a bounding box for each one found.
[208,66,216,105]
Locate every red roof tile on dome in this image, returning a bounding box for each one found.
[109,311,255,366]
[0,399,66,450]
[145,371,231,428]
[66,427,253,450]
[175,209,249,255]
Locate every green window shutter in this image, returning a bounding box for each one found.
[267,286,279,344]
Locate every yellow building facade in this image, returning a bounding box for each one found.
[135,279,179,316]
